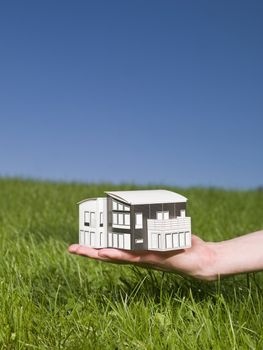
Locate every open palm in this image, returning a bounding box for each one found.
[68,234,215,280]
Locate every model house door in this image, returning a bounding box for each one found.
[157,211,169,220]
[151,233,162,249]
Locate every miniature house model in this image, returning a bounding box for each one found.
[78,189,191,251]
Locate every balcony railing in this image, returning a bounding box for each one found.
[147,217,191,234]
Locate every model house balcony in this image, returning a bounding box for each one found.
[147,217,191,250]
[147,217,191,233]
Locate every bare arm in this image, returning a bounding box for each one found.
[68,230,263,281]
[205,230,263,279]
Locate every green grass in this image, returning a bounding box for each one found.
[0,178,263,349]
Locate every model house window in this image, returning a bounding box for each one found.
[179,232,185,246]
[84,211,90,226]
[118,234,124,249]
[118,213,124,225]
[156,211,169,220]
[173,233,179,248]
[135,213,143,229]
[90,212,95,227]
[84,231,96,246]
[113,213,118,225]
[90,231,95,246]
[100,232,103,246]
[151,233,158,249]
[112,200,130,212]
[165,234,172,249]
[100,212,103,227]
[124,214,130,226]
[118,203,124,211]
[112,212,130,228]
[156,212,162,220]
[84,231,89,245]
[180,210,186,217]
[151,233,161,249]
[113,233,118,248]
[163,211,169,219]
[112,201,130,228]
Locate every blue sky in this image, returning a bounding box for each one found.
[0,0,262,188]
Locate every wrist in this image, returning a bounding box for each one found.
[192,230,263,281]
[193,242,222,281]
[197,241,235,281]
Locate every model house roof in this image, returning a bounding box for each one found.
[105,190,187,205]
[77,197,104,204]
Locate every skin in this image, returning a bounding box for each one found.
[68,230,263,281]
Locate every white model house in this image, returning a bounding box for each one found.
[78,189,191,251]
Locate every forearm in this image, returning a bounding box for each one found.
[203,230,263,280]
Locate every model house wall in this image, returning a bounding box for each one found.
[79,197,107,248]
[107,196,131,249]
[78,190,191,251]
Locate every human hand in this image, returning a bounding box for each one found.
[68,234,217,281]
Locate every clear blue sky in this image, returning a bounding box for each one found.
[0,0,262,188]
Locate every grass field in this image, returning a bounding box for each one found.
[0,178,263,349]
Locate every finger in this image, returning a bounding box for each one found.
[98,249,171,271]
[68,244,111,262]
[98,248,142,262]
[98,248,182,267]
[69,245,186,272]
